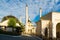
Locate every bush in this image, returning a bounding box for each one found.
[0,29,20,36]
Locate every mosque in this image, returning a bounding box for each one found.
[0,4,60,38]
[25,5,36,35]
[0,5,36,35]
[36,9,60,38]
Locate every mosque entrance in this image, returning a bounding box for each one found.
[44,28,48,37]
[56,23,60,38]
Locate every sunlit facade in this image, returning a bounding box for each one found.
[25,20,36,35]
[36,12,60,38]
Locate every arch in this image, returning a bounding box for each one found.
[44,27,48,37]
[56,23,60,38]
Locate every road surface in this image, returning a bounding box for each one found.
[0,34,42,40]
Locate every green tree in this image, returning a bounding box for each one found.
[2,15,25,34]
[16,23,25,34]
[8,18,16,32]
[20,23,25,32]
[8,18,16,27]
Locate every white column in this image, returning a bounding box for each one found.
[25,5,28,33]
[52,23,56,38]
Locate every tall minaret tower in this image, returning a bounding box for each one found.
[25,4,28,33]
[40,8,42,36]
[40,8,42,18]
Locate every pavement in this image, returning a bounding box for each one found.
[0,34,42,40]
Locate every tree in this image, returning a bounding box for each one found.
[2,15,25,35]
[20,23,25,32]
[8,18,25,34]
[8,18,16,32]
[16,23,25,34]
[1,15,20,24]
[8,18,16,27]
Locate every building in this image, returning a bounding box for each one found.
[25,5,36,35]
[36,12,60,38]
[0,15,20,32]
[0,20,20,27]
[25,20,36,35]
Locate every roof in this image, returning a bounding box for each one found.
[1,15,21,25]
[36,12,60,23]
[0,20,20,26]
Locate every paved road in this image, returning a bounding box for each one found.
[0,34,42,40]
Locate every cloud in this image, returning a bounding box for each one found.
[0,0,60,24]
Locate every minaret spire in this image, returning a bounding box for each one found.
[25,4,28,33]
[40,8,42,18]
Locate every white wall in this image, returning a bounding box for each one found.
[52,12,60,38]
[41,20,49,36]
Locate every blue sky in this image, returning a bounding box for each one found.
[0,0,60,24]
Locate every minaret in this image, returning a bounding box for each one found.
[25,4,28,33]
[40,8,42,36]
[40,8,42,18]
